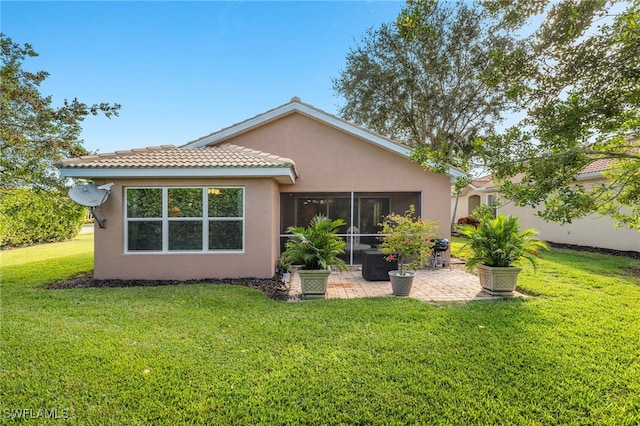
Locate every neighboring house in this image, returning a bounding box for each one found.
[452,174,500,222]
[452,161,640,253]
[57,98,465,280]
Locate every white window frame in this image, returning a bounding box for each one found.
[124,186,245,254]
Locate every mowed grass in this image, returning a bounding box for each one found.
[1,235,639,424]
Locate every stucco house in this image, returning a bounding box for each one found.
[57,98,465,280]
[452,162,640,253]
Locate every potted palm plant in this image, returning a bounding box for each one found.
[379,206,439,296]
[459,214,548,295]
[280,214,347,299]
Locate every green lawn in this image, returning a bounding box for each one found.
[1,235,639,424]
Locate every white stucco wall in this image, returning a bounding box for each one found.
[500,203,640,252]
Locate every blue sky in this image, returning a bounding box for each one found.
[2,1,405,154]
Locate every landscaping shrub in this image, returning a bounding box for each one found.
[456,216,480,228]
[0,188,86,248]
[471,203,497,223]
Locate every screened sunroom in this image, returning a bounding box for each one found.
[280,191,422,265]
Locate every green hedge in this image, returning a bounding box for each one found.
[0,189,86,248]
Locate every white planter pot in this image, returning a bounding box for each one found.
[388,271,415,296]
[476,265,522,295]
[298,269,331,299]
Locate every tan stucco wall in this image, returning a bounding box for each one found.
[91,112,453,280]
[452,186,640,253]
[220,113,452,236]
[92,178,280,280]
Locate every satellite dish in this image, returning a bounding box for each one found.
[68,184,113,228]
[69,184,110,207]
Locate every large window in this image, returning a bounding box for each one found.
[126,187,244,252]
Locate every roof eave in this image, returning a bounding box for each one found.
[448,168,468,181]
[183,102,413,155]
[475,187,498,193]
[577,171,604,180]
[58,167,297,184]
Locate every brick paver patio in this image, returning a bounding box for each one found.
[288,263,523,302]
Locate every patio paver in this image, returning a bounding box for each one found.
[287,264,523,302]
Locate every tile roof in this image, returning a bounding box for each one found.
[580,158,613,174]
[471,174,493,188]
[470,159,613,189]
[55,144,296,170]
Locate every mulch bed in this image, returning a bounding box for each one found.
[547,242,640,260]
[45,272,290,301]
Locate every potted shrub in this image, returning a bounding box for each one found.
[275,256,292,284]
[280,214,347,299]
[459,214,548,295]
[379,206,439,296]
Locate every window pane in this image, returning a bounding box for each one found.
[128,221,162,250]
[168,188,202,217]
[169,221,203,250]
[358,198,390,234]
[209,220,243,250]
[208,188,243,217]
[127,188,162,218]
[329,198,350,233]
[296,198,328,227]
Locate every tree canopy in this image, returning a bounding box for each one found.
[478,0,640,230]
[394,0,639,230]
[0,34,121,190]
[332,1,516,175]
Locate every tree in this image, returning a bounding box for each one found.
[333,1,516,175]
[479,1,640,230]
[0,34,120,190]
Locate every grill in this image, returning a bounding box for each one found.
[433,238,450,252]
[429,238,450,270]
